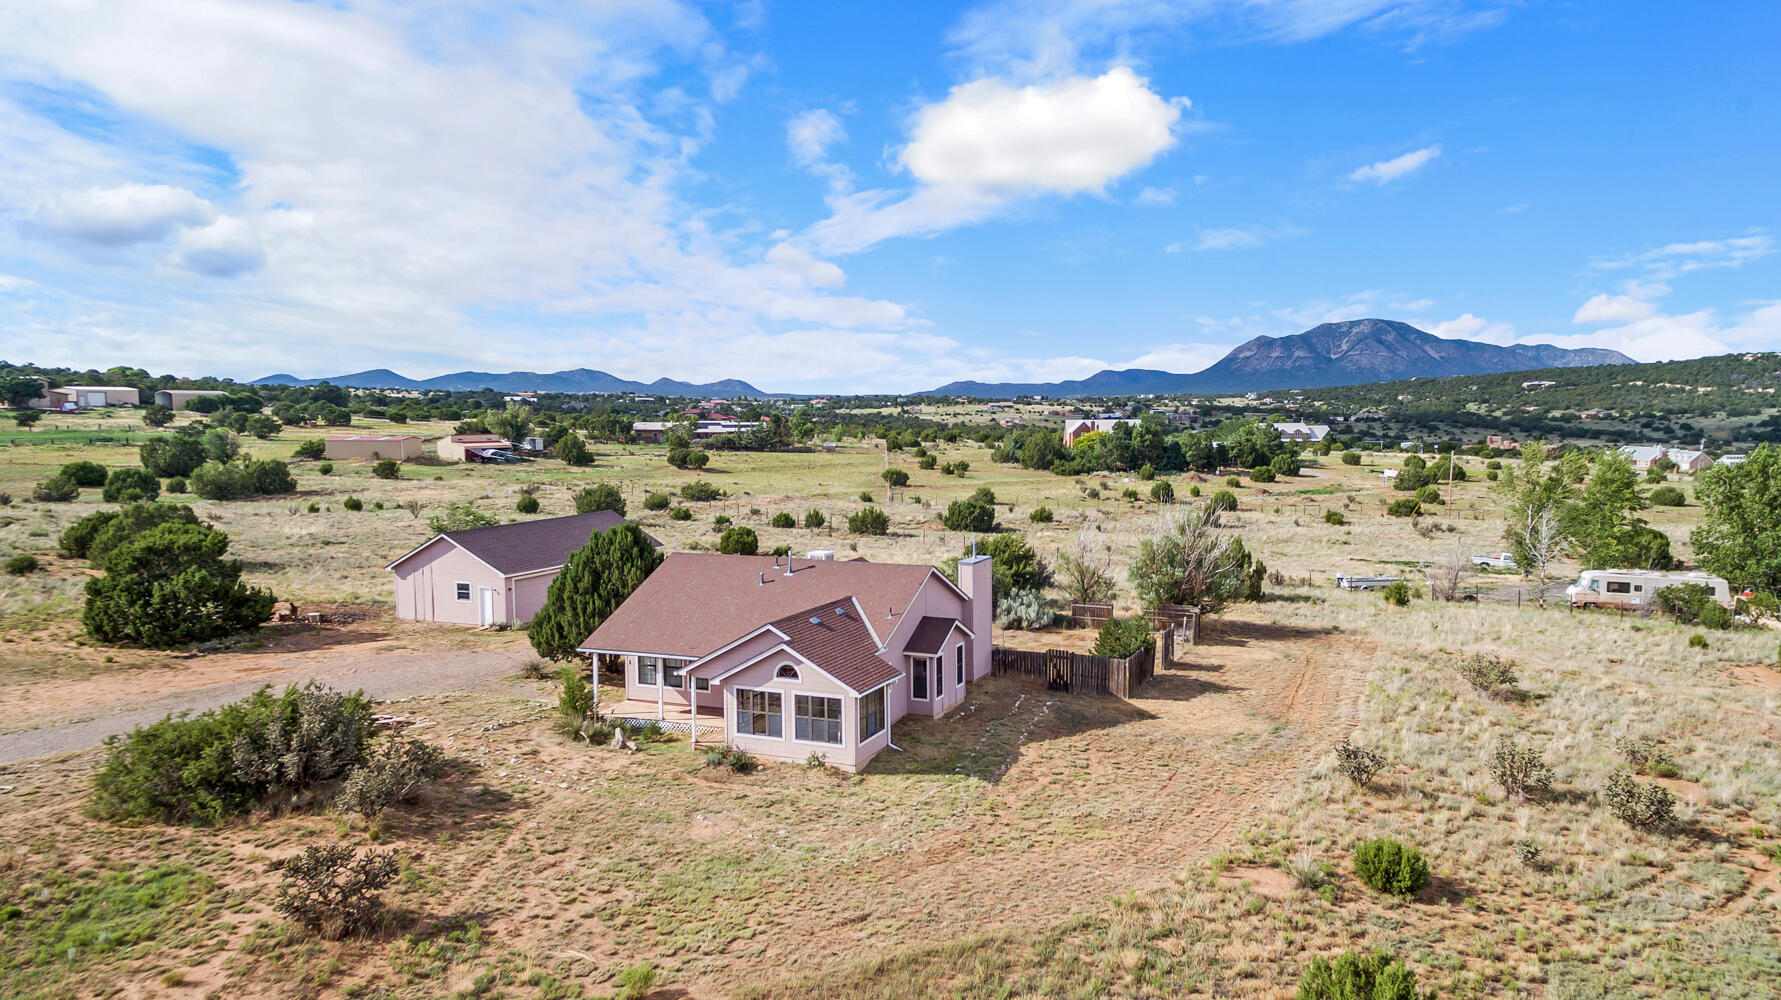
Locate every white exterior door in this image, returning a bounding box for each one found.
[478,587,497,626]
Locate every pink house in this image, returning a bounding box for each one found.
[386,511,656,626]
[578,552,993,772]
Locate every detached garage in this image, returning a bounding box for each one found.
[387,511,658,626]
[326,434,424,461]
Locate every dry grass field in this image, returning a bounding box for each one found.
[1,412,1776,999]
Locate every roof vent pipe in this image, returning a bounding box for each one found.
[758,572,765,586]
[784,558,795,577]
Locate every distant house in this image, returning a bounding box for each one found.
[1062,418,1138,447]
[1618,445,1668,470]
[31,385,140,410]
[1578,408,1612,420]
[387,511,657,627]
[154,389,228,411]
[1272,422,1330,443]
[1719,454,1748,467]
[1486,435,1519,450]
[579,551,992,772]
[326,434,424,461]
[1666,449,1713,475]
[631,421,670,444]
[1522,380,1557,390]
[437,434,514,462]
[1350,410,1389,421]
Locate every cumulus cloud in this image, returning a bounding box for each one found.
[1348,145,1441,185]
[810,67,1183,253]
[787,108,846,168]
[171,215,265,278]
[31,183,214,244]
[1572,293,1655,325]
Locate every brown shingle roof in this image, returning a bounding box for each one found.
[905,616,965,656]
[579,553,947,658]
[763,599,900,693]
[390,511,652,577]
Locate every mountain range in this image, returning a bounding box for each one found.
[253,319,1635,400]
[251,367,777,398]
[921,319,1635,398]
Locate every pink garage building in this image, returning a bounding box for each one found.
[387,511,656,626]
[578,551,992,772]
[324,434,424,461]
[436,434,513,462]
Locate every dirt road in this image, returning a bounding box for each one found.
[0,636,540,765]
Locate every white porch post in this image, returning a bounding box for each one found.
[688,681,698,749]
[656,664,664,721]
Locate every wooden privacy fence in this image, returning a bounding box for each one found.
[991,641,1155,698]
[1068,602,1113,629]
[1146,604,1200,645]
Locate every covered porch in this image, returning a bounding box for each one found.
[601,696,725,741]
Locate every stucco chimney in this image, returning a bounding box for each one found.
[957,554,993,681]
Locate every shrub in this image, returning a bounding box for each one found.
[5,554,39,576]
[1649,485,1686,506]
[643,491,672,511]
[140,435,206,478]
[274,845,400,939]
[1094,617,1153,659]
[718,526,759,555]
[516,493,540,514]
[1353,838,1430,897]
[62,460,109,487]
[1456,652,1517,694]
[1270,452,1302,477]
[1207,490,1237,514]
[1604,772,1677,828]
[1700,602,1733,630]
[803,508,825,529]
[1341,451,1362,466]
[1615,737,1675,775]
[141,404,175,427]
[372,459,399,480]
[554,432,592,466]
[970,486,998,506]
[847,506,889,535]
[1487,736,1552,801]
[1324,510,1346,525]
[667,447,691,468]
[1386,497,1420,517]
[98,467,160,503]
[1297,951,1422,1000]
[1029,505,1054,523]
[1653,584,1716,625]
[1334,738,1387,786]
[342,496,364,512]
[881,468,910,488]
[165,477,188,494]
[334,739,447,819]
[669,505,693,521]
[90,683,370,825]
[32,476,79,502]
[770,511,795,528]
[317,462,333,475]
[293,439,326,459]
[858,490,876,503]
[427,502,498,534]
[1225,475,1241,488]
[83,522,275,648]
[61,503,200,561]
[685,451,709,470]
[1250,465,1277,483]
[994,588,1052,630]
[681,480,723,502]
[1121,487,1140,501]
[726,751,758,774]
[918,455,937,470]
[942,499,995,533]
[1688,632,1708,648]
[575,483,626,515]
[1381,581,1411,606]
[1150,480,1174,503]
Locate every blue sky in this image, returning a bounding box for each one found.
[0,1,1775,393]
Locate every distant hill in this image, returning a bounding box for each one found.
[250,367,782,397]
[922,319,1636,398]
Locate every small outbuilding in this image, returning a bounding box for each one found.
[31,385,140,409]
[436,434,514,462]
[387,511,659,626]
[153,389,229,411]
[325,434,424,461]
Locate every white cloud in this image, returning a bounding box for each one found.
[1594,234,1773,279]
[1122,342,1231,373]
[31,183,214,244]
[1428,312,1517,346]
[1347,145,1441,185]
[0,274,37,292]
[1133,185,1176,206]
[901,68,1183,193]
[171,215,265,278]
[811,67,1183,253]
[763,242,845,289]
[1186,222,1306,251]
[1573,293,1655,325]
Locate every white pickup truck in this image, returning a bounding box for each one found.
[1471,552,1517,569]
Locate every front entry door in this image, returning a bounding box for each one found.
[478,587,497,626]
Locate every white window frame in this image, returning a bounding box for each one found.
[455,582,471,601]
[909,655,930,700]
[735,688,782,739]
[774,663,801,681]
[637,656,658,686]
[793,693,844,746]
[663,657,689,689]
[956,641,965,686]
[934,649,945,698]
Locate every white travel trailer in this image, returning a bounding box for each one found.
[1565,570,1733,610]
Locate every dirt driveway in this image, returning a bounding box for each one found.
[0,619,541,765]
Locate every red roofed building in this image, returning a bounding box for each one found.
[579,551,992,771]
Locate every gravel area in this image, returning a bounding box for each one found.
[0,645,544,765]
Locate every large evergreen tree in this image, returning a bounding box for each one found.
[1692,444,1781,593]
[83,522,275,648]
[528,522,663,661]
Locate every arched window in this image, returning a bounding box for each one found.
[775,663,801,681]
